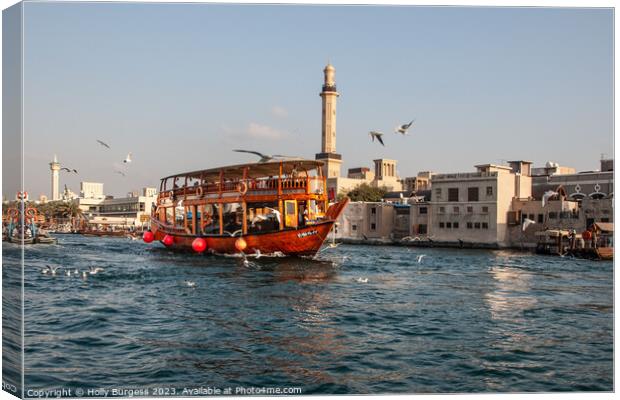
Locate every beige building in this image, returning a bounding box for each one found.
[403,171,433,193]
[428,161,532,247]
[77,186,157,228]
[336,201,395,241]
[80,182,105,199]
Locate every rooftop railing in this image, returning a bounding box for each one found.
[432,171,498,181]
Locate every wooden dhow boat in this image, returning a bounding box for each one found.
[144,160,349,256]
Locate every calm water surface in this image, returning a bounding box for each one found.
[2,235,613,394]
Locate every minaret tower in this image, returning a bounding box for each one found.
[316,63,342,179]
[49,154,60,201]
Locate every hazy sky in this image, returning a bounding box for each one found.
[21,2,613,198]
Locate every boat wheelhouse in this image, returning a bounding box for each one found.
[146,159,349,256]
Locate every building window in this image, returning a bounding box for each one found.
[352,224,357,231]
[439,222,445,228]
[439,206,445,214]
[371,207,376,215]
[474,222,481,229]
[486,186,493,196]
[528,214,534,220]
[418,224,427,234]
[467,206,473,213]
[482,206,489,213]
[548,212,557,219]
[537,214,544,223]
[448,188,459,202]
[453,222,459,229]
[419,207,427,215]
[482,222,489,229]
[370,222,376,230]
[467,222,473,229]
[468,187,479,202]
[435,188,442,200]
[446,222,452,228]
[453,206,459,214]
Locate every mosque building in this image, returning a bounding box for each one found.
[315,63,403,199]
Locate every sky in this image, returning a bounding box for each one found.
[14,2,614,198]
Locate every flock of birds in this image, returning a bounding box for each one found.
[41,265,104,280]
[61,140,133,179]
[232,119,416,164]
[369,119,415,146]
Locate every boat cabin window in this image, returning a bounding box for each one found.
[222,202,243,236]
[200,204,221,234]
[165,207,174,225]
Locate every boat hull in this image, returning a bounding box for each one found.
[150,199,349,257]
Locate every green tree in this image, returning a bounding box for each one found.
[346,183,389,202]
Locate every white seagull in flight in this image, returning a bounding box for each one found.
[395,120,415,135]
[542,190,558,208]
[123,152,132,163]
[233,149,294,163]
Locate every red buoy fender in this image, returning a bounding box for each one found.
[162,234,174,246]
[192,237,207,253]
[143,231,154,243]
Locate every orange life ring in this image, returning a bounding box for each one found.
[25,208,37,218]
[7,208,18,218]
[237,182,248,195]
[582,230,592,240]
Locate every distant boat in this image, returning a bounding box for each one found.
[3,199,57,245]
[145,160,349,256]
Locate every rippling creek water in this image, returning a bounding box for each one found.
[2,234,613,394]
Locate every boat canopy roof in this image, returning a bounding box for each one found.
[593,222,614,233]
[535,229,576,238]
[161,159,324,182]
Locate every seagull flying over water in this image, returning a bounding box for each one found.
[356,277,369,283]
[369,131,385,146]
[184,280,197,288]
[114,170,126,177]
[395,120,415,135]
[96,140,110,149]
[233,149,294,163]
[60,167,78,174]
[123,152,132,163]
[416,254,426,263]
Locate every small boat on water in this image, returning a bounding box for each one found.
[535,223,613,261]
[144,160,349,256]
[3,195,57,245]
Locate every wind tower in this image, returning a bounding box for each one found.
[49,154,60,201]
[315,63,342,179]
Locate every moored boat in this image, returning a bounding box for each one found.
[144,159,349,256]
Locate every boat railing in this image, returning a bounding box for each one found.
[159,176,325,201]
